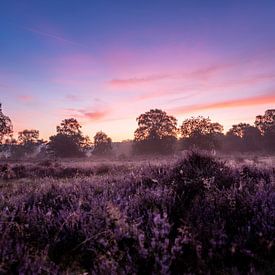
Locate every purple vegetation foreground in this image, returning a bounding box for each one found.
[0,152,275,274]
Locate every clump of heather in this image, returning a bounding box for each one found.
[0,152,274,274]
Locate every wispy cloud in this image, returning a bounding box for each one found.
[109,74,170,86]
[135,89,196,101]
[171,92,275,114]
[65,94,81,102]
[17,95,35,103]
[64,108,110,122]
[83,111,109,121]
[108,64,231,88]
[22,26,86,48]
[208,73,275,90]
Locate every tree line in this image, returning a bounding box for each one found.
[133,108,275,154]
[0,102,275,158]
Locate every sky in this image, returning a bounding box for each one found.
[1,0,275,141]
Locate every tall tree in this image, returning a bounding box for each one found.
[48,118,85,158]
[242,125,262,151]
[255,109,275,133]
[180,116,223,150]
[227,123,251,138]
[57,118,82,136]
[225,123,262,152]
[0,103,13,144]
[134,109,178,154]
[13,129,43,157]
[18,129,40,144]
[180,116,223,138]
[93,131,112,155]
[255,109,275,152]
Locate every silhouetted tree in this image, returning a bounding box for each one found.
[227,123,251,137]
[242,125,262,151]
[255,109,275,133]
[18,129,40,144]
[0,103,13,144]
[256,109,275,152]
[93,131,112,155]
[57,118,82,136]
[180,116,223,150]
[223,123,263,152]
[11,129,42,157]
[133,109,178,154]
[48,118,85,158]
[223,131,242,152]
[264,125,275,152]
[48,134,84,158]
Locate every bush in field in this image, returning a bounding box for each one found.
[0,152,274,274]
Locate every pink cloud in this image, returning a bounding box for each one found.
[135,88,196,101]
[171,92,275,114]
[108,63,232,88]
[63,107,110,122]
[17,95,35,103]
[109,74,170,87]
[83,111,108,121]
[211,73,275,89]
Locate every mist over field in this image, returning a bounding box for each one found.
[1,0,275,274]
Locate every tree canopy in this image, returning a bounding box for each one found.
[255,109,275,152]
[134,109,178,141]
[57,118,82,136]
[255,109,275,133]
[134,109,177,154]
[48,118,86,158]
[227,123,251,138]
[93,131,112,155]
[180,116,223,138]
[0,103,13,144]
[180,116,223,150]
[18,129,40,144]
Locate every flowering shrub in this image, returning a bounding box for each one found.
[0,152,274,273]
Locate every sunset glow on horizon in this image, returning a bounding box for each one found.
[1,0,275,141]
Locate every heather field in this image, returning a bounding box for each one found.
[0,152,275,274]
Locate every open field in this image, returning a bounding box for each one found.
[1,152,275,274]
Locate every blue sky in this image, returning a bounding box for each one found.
[1,0,275,141]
